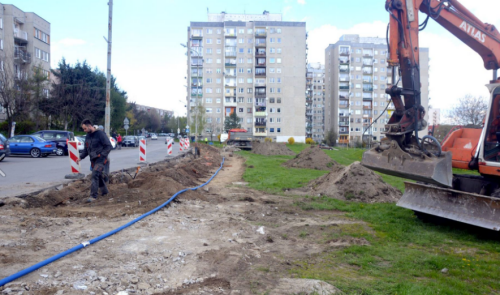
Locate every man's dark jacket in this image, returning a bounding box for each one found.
[80,130,112,163]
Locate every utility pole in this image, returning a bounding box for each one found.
[104,0,113,135]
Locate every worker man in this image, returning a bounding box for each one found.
[77,119,112,202]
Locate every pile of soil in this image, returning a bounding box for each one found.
[6,144,223,218]
[282,145,342,170]
[252,141,295,156]
[308,161,401,203]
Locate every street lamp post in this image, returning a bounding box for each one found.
[181,42,202,142]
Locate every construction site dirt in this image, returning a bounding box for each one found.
[0,145,374,294]
[282,145,342,171]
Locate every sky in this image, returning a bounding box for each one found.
[12,0,500,122]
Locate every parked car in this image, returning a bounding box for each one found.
[32,130,75,156]
[169,133,175,137]
[318,143,333,150]
[122,136,139,147]
[75,136,86,153]
[158,133,167,137]
[0,134,11,161]
[151,134,158,140]
[7,135,57,158]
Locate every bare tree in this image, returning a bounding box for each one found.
[448,95,488,127]
[0,59,32,136]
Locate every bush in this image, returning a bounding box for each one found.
[288,137,295,145]
[1,121,36,135]
[264,137,272,142]
[305,137,314,144]
[0,121,8,133]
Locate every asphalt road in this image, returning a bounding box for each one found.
[0,138,185,198]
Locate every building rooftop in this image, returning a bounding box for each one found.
[207,11,282,22]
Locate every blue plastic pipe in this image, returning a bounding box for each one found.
[0,157,225,287]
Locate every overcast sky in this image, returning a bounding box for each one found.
[14,0,500,122]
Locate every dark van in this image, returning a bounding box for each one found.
[32,130,75,156]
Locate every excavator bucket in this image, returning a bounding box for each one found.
[399,182,500,231]
[361,141,453,187]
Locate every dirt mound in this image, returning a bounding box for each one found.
[282,146,341,170]
[252,141,295,156]
[6,143,223,218]
[308,161,401,203]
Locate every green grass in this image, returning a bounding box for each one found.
[238,150,327,193]
[236,147,497,294]
[292,197,500,294]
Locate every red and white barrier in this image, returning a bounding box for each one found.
[167,137,173,155]
[179,138,184,152]
[139,139,147,162]
[183,138,188,151]
[185,138,190,148]
[64,141,84,179]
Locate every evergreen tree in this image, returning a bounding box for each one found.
[224,111,241,131]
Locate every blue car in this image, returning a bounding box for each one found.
[0,134,10,161]
[7,135,57,158]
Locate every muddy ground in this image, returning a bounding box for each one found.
[0,145,368,294]
[282,146,341,171]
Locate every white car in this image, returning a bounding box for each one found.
[75,137,86,153]
[151,134,158,140]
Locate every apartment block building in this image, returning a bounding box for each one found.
[186,11,306,142]
[306,62,325,141]
[0,3,51,122]
[325,34,429,145]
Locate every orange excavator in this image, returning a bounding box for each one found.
[361,0,500,230]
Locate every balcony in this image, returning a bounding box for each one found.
[255,81,266,87]
[225,30,236,37]
[339,77,350,82]
[256,61,266,67]
[339,120,350,126]
[225,62,237,67]
[255,92,266,98]
[362,61,373,66]
[339,66,349,72]
[224,83,236,87]
[339,50,350,56]
[339,58,349,64]
[14,48,31,64]
[339,103,349,109]
[362,69,373,74]
[225,91,236,97]
[363,106,372,110]
[254,132,267,137]
[362,87,373,92]
[339,130,350,135]
[191,71,203,78]
[191,93,203,97]
[224,71,236,77]
[191,31,203,39]
[339,85,349,90]
[225,51,237,57]
[255,52,266,57]
[255,71,266,77]
[14,29,28,43]
[255,30,267,37]
[363,79,373,84]
[255,40,266,47]
[255,121,266,127]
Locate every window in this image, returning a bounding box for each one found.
[217,49,221,54]
[206,108,213,113]
[239,29,244,33]
[277,118,281,123]
[277,58,281,64]
[276,68,281,73]
[277,77,281,83]
[216,38,221,44]
[238,97,244,103]
[277,108,281,113]
[247,29,253,34]
[270,128,275,132]
[248,38,253,44]
[270,58,275,63]
[277,98,281,103]
[269,78,275,83]
[247,68,252,73]
[239,48,244,53]
[247,48,252,54]
[217,29,221,34]
[238,108,243,112]
[270,108,275,113]
[270,47,275,53]
[270,28,276,33]
[216,98,221,103]
[247,97,252,103]
[270,38,275,43]
[34,28,50,44]
[238,58,244,64]
[216,68,221,73]
[270,88,275,93]
[238,88,244,93]
[216,108,221,113]
[269,98,275,103]
[269,118,274,123]
[277,28,281,33]
[247,118,252,123]
[206,48,212,54]
[247,58,252,63]
[277,48,281,54]
[269,68,275,73]
[247,108,252,113]
[206,39,212,44]
[206,88,213,93]
[206,117,212,123]
[277,88,281,93]
[238,78,244,83]
[239,38,244,44]
[206,29,213,34]
[206,78,212,83]
[216,78,221,84]
[277,128,281,133]
[216,88,222,93]
[216,58,221,64]
[206,58,212,63]
[247,88,253,93]
[247,78,252,83]
[277,38,281,43]
[238,68,244,73]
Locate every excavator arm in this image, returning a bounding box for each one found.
[362,0,500,187]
